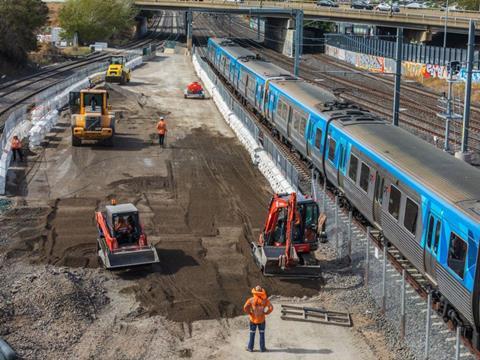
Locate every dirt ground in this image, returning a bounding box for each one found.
[0,51,401,359]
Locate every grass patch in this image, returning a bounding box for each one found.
[61,46,93,57]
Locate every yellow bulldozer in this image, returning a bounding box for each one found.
[70,89,115,147]
[105,56,131,85]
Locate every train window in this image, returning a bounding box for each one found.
[328,137,336,162]
[247,77,256,100]
[388,185,401,220]
[300,117,307,136]
[359,163,370,192]
[426,216,434,248]
[276,98,289,121]
[447,232,467,279]
[315,129,322,150]
[433,221,441,253]
[348,154,358,182]
[403,198,418,236]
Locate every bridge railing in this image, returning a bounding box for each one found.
[325,33,480,68]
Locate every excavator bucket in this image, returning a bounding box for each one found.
[97,237,160,270]
[252,243,321,279]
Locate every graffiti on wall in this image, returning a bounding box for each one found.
[325,45,480,83]
[326,46,346,61]
[356,53,384,73]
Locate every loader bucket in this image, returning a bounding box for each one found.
[98,240,160,269]
[251,243,321,279]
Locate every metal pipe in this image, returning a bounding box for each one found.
[381,240,387,314]
[335,195,339,257]
[393,27,403,127]
[455,326,461,360]
[461,20,475,154]
[400,269,406,339]
[365,226,370,286]
[348,211,352,263]
[425,292,432,359]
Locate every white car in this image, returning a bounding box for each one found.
[406,2,428,8]
[376,2,400,11]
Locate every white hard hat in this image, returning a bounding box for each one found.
[160,116,164,120]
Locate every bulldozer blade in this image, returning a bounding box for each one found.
[99,243,160,270]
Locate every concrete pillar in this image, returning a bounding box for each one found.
[264,17,293,57]
[186,9,193,52]
[135,16,148,38]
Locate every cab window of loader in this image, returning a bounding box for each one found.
[84,94,103,111]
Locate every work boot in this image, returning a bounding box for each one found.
[245,347,253,352]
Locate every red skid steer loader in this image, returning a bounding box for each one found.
[252,193,325,278]
[95,203,159,269]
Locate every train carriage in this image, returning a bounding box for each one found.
[207,37,480,346]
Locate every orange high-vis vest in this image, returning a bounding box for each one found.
[11,138,21,150]
[157,120,167,135]
[243,288,273,324]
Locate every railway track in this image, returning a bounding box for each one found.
[191,14,480,358]
[0,16,170,126]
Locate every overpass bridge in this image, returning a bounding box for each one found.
[135,0,480,32]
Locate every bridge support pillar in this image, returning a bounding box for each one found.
[186,9,193,52]
[135,16,148,39]
[294,10,303,77]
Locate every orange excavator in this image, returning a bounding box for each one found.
[251,193,325,278]
[184,81,206,99]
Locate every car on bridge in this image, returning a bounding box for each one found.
[405,2,428,8]
[375,2,400,11]
[316,0,339,7]
[351,0,374,9]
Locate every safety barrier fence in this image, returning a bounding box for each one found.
[325,33,480,68]
[195,50,300,190]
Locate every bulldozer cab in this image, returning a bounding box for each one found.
[110,56,126,65]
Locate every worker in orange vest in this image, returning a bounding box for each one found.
[243,286,273,352]
[156,117,167,147]
[11,135,23,162]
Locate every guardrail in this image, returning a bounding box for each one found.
[135,0,480,29]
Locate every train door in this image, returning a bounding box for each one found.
[424,212,441,283]
[305,117,313,158]
[336,141,347,191]
[373,171,385,226]
[286,106,292,138]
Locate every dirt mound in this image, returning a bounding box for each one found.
[0,264,108,359]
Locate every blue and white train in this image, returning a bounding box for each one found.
[207,37,480,347]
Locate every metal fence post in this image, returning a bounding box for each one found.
[381,240,387,314]
[365,226,370,286]
[335,195,339,257]
[347,211,352,263]
[455,326,461,360]
[400,269,406,339]
[322,181,326,213]
[425,292,432,359]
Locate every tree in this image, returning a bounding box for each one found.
[456,0,480,10]
[0,0,48,65]
[59,0,136,45]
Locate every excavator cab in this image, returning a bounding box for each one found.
[252,193,322,278]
